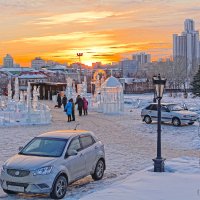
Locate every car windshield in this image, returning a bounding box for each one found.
[19,137,68,157]
[168,104,184,111]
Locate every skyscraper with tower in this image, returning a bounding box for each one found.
[173,19,200,77]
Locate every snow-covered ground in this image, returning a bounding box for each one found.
[0,93,200,199]
[81,157,200,200]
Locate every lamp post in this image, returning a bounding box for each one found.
[152,74,167,172]
[153,89,156,103]
[77,53,83,83]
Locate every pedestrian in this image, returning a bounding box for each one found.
[57,93,62,108]
[65,100,72,122]
[70,98,75,121]
[62,95,67,111]
[75,95,83,116]
[83,97,88,115]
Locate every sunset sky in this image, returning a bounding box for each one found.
[0,0,200,66]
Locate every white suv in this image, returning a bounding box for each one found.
[141,103,198,126]
[0,130,105,199]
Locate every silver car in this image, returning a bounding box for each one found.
[141,103,198,126]
[0,130,105,199]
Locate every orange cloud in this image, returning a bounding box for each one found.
[35,11,115,25]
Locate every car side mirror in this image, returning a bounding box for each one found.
[18,146,23,152]
[65,149,78,158]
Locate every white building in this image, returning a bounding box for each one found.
[132,52,151,65]
[173,19,200,77]
[31,57,46,70]
[3,54,14,68]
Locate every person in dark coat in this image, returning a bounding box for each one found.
[57,93,62,108]
[83,97,88,115]
[75,95,83,116]
[65,100,72,122]
[62,95,67,110]
[70,98,75,121]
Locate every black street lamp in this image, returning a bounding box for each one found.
[77,53,83,83]
[152,74,167,172]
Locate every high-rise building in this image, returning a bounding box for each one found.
[120,59,138,77]
[132,52,151,65]
[173,19,200,77]
[3,54,14,68]
[31,57,46,70]
[184,19,194,32]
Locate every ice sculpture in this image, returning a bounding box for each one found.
[0,81,51,126]
[92,76,124,114]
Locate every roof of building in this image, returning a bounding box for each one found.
[18,74,47,78]
[30,82,67,86]
[119,78,148,84]
[48,65,67,70]
[0,67,32,72]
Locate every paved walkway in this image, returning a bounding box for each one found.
[0,101,199,199]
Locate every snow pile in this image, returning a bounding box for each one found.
[81,157,200,200]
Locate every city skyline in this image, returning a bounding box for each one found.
[0,0,200,66]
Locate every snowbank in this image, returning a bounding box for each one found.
[81,157,200,200]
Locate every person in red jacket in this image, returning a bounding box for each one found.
[83,97,88,115]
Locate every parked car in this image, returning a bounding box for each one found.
[0,130,105,199]
[141,103,199,126]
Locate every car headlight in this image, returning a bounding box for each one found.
[33,166,52,176]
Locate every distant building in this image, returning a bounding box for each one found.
[157,58,164,62]
[13,63,20,68]
[0,71,10,95]
[18,71,48,90]
[0,67,32,75]
[120,59,138,78]
[70,63,80,70]
[119,78,152,94]
[173,19,200,77]
[3,54,14,68]
[31,57,46,70]
[92,62,102,69]
[47,65,67,72]
[41,70,67,83]
[46,60,58,67]
[132,52,151,65]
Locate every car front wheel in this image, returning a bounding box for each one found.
[92,159,105,181]
[144,115,152,124]
[172,117,181,126]
[50,175,67,199]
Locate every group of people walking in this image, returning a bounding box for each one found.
[57,93,88,122]
[75,95,88,116]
